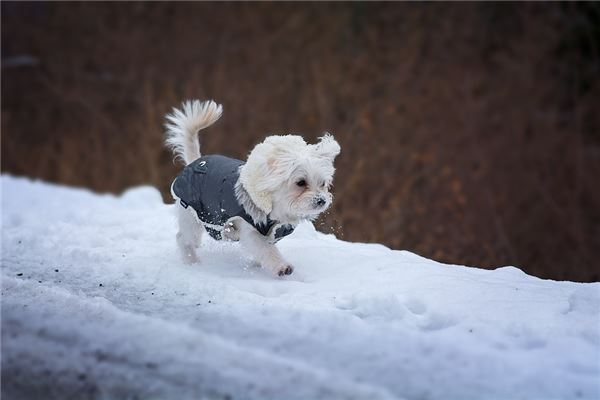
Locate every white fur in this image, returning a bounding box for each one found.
[165,99,340,277]
[175,203,204,264]
[165,100,223,165]
[238,133,340,221]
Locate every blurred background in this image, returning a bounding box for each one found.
[2,2,599,282]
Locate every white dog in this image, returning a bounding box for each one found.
[165,100,340,276]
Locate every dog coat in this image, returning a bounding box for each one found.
[171,155,295,242]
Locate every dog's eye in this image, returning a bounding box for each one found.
[296,179,306,187]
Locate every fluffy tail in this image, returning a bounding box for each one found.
[165,100,223,165]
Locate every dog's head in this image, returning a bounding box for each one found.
[239,133,341,223]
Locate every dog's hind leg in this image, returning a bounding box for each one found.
[175,204,203,264]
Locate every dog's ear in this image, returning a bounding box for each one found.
[313,133,341,161]
[239,135,307,215]
[239,147,274,214]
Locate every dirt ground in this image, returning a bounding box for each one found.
[2,2,599,281]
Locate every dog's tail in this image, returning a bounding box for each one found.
[165,100,223,165]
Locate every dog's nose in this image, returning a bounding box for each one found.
[314,197,326,207]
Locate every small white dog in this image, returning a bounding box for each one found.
[165,100,340,276]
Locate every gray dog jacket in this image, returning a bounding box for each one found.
[172,155,295,242]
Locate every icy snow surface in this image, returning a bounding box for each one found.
[1,175,599,400]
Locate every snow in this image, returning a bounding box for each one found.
[1,175,599,400]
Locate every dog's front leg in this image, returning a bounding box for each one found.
[237,221,293,276]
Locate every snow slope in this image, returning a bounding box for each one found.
[1,175,599,400]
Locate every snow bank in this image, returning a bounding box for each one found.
[2,175,599,400]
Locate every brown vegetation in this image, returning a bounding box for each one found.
[2,3,599,281]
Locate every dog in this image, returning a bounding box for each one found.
[165,100,340,276]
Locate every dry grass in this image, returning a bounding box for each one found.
[2,3,599,281]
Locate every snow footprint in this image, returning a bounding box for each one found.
[404,298,427,315]
[404,298,457,331]
[416,312,458,331]
[505,324,547,350]
[334,295,457,331]
[334,294,406,321]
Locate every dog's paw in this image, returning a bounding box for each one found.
[221,218,241,241]
[276,265,294,277]
[182,252,199,264]
[180,246,199,264]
